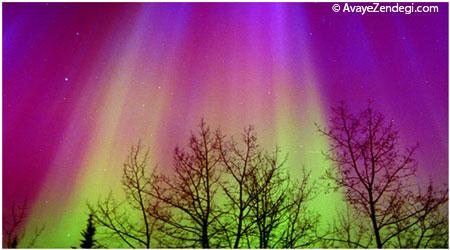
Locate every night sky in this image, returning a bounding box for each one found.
[3,2,448,247]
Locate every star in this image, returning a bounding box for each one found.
[64,77,69,82]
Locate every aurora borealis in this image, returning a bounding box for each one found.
[3,2,448,248]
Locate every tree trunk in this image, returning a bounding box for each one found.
[202,224,209,248]
[234,211,243,248]
[368,192,382,248]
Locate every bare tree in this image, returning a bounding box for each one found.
[88,142,158,248]
[3,200,27,248]
[247,148,291,248]
[148,120,223,248]
[88,120,321,248]
[3,199,46,248]
[280,169,320,248]
[324,204,374,248]
[390,182,448,248]
[317,101,448,248]
[217,129,289,248]
[215,126,259,248]
[216,125,320,248]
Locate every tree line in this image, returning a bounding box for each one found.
[3,102,448,248]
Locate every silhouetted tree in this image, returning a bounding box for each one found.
[3,200,46,248]
[216,127,320,249]
[247,147,292,248]
[88,142,158,248]
[26,224,46,248]
[324,204,374,248]
[146,121,320,248]
[148,120,223,248]
[89,120,321,248]
[80,213,97,248]
[215,126,260,248]
[280,169,320,248]
[391,182,448,248]
[3,200,27,248]
[317,101,448,248]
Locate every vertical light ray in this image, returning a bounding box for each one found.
[23,8,153,246]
